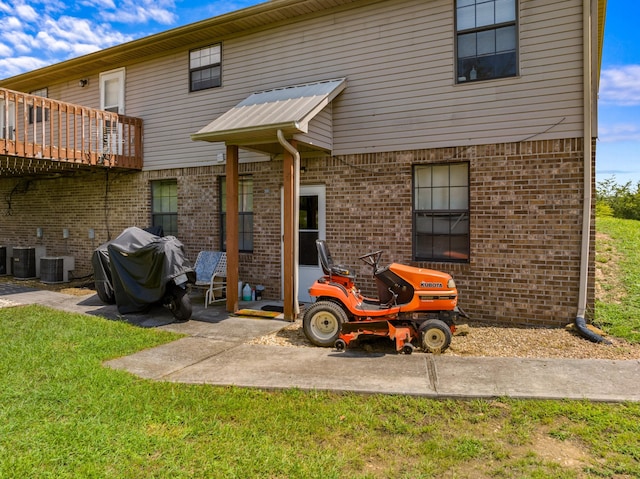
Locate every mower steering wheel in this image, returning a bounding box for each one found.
[358,250,383,273]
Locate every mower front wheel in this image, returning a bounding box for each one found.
[303,301,347,347]
[420,319,452,353]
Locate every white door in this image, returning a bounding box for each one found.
[0,98,15,140]
[281,185,326,303]
[99,68,125,155]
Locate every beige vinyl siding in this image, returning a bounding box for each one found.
[43,0,585,169]
[295,106,333,152]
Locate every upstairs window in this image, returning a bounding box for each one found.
[456,0,517,83]
[29,88,49,124]
[413,163,470,262]
[190,44,222,92]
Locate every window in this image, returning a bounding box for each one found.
[151,180,178,237]
[456,0,517,83]
[413,163,469,262]
[299,195,319,266]
[190,44,222,92]
[220,176,253,252]
[29,88,49,124]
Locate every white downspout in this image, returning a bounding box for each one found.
[277,129,300,316]
[577,0,593,319]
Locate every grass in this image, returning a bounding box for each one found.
[595,217,640,343]
[1,217,639,478]
[2,309,640,478]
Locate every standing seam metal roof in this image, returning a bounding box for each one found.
[191,78,346,146]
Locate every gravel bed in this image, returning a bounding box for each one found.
[248,319,640,360]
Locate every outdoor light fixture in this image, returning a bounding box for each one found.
[63,228,69,239]
[78,79,88,87]
[88,229,95,240]
[36,227,43,239]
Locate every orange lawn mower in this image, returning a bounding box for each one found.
[302,240,467,354]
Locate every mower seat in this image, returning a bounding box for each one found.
[316,240,353,278]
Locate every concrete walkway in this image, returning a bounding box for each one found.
[1,282,639,402]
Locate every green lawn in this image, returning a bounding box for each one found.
[2,307,640,478]
[595,216,640,343]
[1,218,639,478]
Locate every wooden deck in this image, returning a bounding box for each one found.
[1,88,142,177]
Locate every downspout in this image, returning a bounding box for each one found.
[277,129,300,317]
[576,0,609,343]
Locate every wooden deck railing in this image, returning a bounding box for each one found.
[0,88,142,171]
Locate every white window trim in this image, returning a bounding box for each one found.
[99,67,126,114]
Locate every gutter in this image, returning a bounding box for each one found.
[277,129,301,317]
[575,0,608,344]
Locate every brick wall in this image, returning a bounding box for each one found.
[0,137,594,326]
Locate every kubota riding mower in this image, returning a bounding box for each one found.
[302,240,466,354]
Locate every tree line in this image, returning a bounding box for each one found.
[596,177,640,220]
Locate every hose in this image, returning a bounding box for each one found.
[574,316,611,344]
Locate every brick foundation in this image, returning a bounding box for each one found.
[0,138,595,326]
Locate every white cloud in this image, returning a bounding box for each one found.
[598,122,640,143]
[101,0,177,25]
[600,65,640,106]
[0,42,11,57]
[4,15,23,29]
[0,55,49,78]
[41,15,133,50]
[15,4,38,22]
[0,0,184,77]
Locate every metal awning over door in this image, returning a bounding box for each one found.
[191,77,346,320]
[191,77,346,154]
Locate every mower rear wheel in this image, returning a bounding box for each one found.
[303,301,347,347]
[420,319,452,353]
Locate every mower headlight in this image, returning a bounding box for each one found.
[447,278,456,289]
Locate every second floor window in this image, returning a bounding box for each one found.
[29,88,49,124]
[190,44,222,92]
[456,0,518,83]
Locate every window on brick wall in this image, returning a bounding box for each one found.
[220,176,253,253]
[413,163,469,262]
[455,0,518,83]
[151,180,178,236]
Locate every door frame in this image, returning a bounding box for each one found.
[281,184,326,302]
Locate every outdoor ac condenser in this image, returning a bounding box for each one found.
[40,256,75,284]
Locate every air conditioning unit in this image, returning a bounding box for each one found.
[12,247,36,279]
[12,246,46,279]
[40,256,75,284]
[4,246,12,275]
[0,246,6,275]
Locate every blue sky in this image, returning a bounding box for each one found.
[0,0,636,185]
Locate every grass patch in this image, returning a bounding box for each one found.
[595,217,640,343]
[1,305,640,477]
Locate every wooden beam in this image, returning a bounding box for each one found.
[282,144,295,321]
[225,144,239,313]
